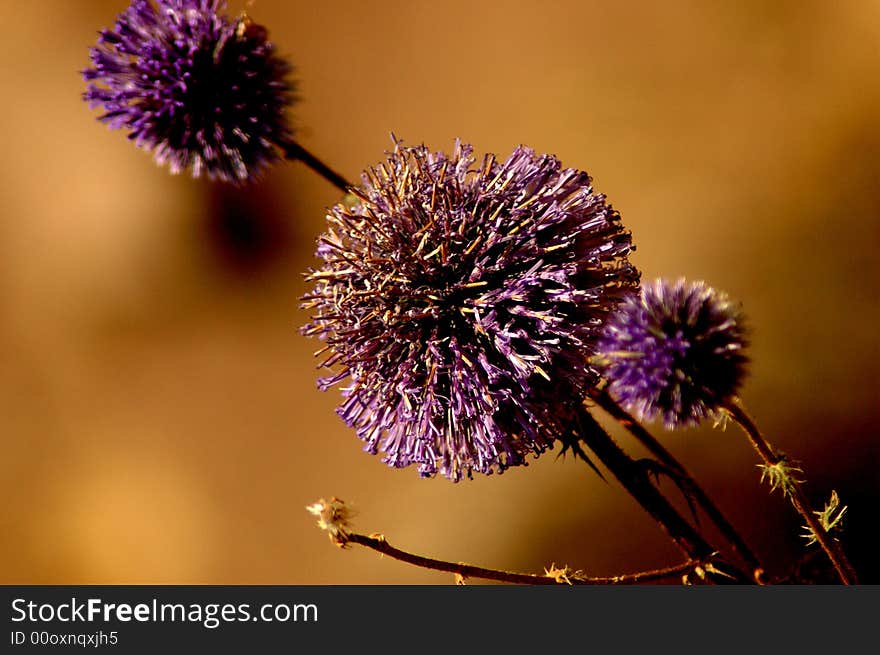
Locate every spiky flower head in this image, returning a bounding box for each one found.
[302,139,639,481]
[83,0,294,183]
[595,278,748,428]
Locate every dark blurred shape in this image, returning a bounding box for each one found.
[204,182,293,277]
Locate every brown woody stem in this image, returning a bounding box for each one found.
[571,404,751,583]
[280,139,352,193]
[345,532,699,585]
[725,399,858,585]
[590,388,766,583]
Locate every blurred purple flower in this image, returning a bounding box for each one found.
[596,278,748,428]
[83,0,293,183]
[302,140,639,481]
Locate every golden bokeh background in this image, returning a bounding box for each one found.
[1,0,878,584]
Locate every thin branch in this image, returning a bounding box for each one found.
[279,139,352,193]
[725,399,858,585]
[590,388,766,583]
[346,532,698,585]
[570,405,752,584]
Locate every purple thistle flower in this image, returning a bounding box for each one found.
[302,140,639,481]
[596,278,749,428]
[82,0,293,183]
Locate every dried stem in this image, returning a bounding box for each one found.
[570,405,751,583]
[279,139,352,193]
[346,532,699,585]
[725,399,858,585]
[590,388,766,583]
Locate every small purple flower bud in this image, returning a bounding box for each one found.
[83,0,294,184]
[596,278,749,428]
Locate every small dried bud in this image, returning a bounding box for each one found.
[801,490,847,546]
[306,497,355,546]
[758,458,805,499]
[544,563,578,585]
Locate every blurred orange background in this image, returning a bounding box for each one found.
[1,0,878,584]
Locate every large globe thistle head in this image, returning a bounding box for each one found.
[83,0,294,184]
[302,139,639,481]
[595,278,749,428]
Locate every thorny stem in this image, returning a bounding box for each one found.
[345,532,700,585]
[590,388,766,583]
[725,399,858,585]
[571,404,752,584]
[280,139,352,193]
